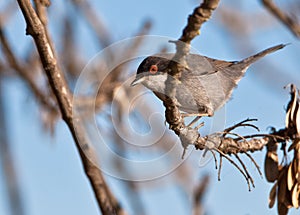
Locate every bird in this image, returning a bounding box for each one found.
[131,44,286,119]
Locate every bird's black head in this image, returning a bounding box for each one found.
[137,56,171,75]
[131,55,171,86]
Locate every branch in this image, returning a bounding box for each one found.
[193,174,210,215]
[262,0,300,38]
[163,0,220,147]
[75,20,152,113]
[0,24,57,114]
[33,0,55,53]
[179,1,220,44]
[71,0,112,47]
[0,76,25,215]
[16,1,124,214]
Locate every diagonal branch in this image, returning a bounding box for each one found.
[0,75,25,215]
[262,0,300,38]
[193,174,210,215]
[33,0,55,53]
[0,24,57,114]
[71,0,112,47]
[16,1,124,214]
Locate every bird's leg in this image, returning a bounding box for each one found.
[186,116,201,127]
[195,121,205,130]
[182,113,207,128]
[182,113,207,118]
[222,118,258,136]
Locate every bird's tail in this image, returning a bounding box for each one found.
[239,44,287,67]
[212,44,287,111]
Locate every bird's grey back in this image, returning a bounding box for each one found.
[152,44,285,115]
[151,53,243,113]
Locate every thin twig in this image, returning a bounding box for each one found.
[223,118,258,134]
[214,148,251,190]
[245,152,263,177]
[235,154,255,190]
[218,155,223,181]
[33,0,55,55]
[0,75,25,215]
[240,133,286,141]
[193,174,210,215]
[211,150,218,169]
[0,2,17,26]
[71,0,112,47]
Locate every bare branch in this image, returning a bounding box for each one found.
[33,0,50,26]
[0,24,57,114]
[0,76,25,215]
[179,1,220,44]
[215,147,252,190]
[33,0,55,55]
[0,2,18,26]
[71,0,112,47]
[245,152,263,177]
[262,0,300,38]
[16,1,124,214]
[235,154,255,189]
[223,118,259,134]
[193,175,210,215]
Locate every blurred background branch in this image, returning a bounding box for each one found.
[262,0,300,38]
[16,0,123,214]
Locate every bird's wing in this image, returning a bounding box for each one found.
[183,55,243,112]
[178,71,215,116]
[181,70,229,113]
[152,53,244,113]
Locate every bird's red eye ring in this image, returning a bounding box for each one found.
[149,65,158,74]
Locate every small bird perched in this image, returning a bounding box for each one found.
[131,44,286,118]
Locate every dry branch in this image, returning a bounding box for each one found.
[72,0,111,47]
[262,0,300,38]
[0,24,57,114]
[0,76,25,215]
[193,175,210,215]
[16,1,123,214]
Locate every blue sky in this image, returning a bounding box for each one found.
[0,0,300,215]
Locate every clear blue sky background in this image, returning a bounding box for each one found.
[0,0,300,215]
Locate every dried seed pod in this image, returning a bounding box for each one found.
[291,183,300,208]
[278,202,289,215]
[265,139,279,182]
[285,84,300,137]
[269,182,277,208]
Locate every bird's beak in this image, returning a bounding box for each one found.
[130,75,145,86]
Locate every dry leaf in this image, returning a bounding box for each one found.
[265,141,279,182]
[291,183,300,208]
[278,169,288,204]
[278,167,293,208]
[278,202,288,215]
[269,182,277,208]
[287,162,295,190]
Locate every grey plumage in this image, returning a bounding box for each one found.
[132,44,286,117]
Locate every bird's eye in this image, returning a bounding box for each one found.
[149,65,158,74]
